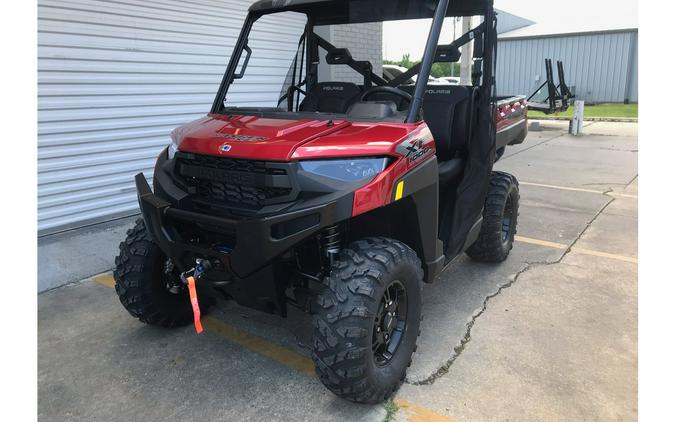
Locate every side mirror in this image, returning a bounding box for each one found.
[233,45,252,79]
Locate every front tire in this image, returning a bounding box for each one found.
[113,219,213,327]
[312,237,423,404]
[466,171,519,262]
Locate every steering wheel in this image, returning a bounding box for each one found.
[360,86,412,103]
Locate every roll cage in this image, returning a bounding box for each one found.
[210,0,497,125]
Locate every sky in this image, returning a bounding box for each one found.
[382,0,638,61]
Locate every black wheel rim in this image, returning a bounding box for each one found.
[501,195,513,244]
[372,280,408,366]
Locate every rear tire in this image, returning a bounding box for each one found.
[113,219,213,327]
[466,171,519,262]
[312,237,423,404]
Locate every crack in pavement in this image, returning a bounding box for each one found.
[407,191,617,386]
[623,174,639,188]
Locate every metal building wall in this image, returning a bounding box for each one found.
[38,0,305,235]
[497,30,638,103]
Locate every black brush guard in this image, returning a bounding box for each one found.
[135,173,349,278]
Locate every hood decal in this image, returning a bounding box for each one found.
[214,133,268,142]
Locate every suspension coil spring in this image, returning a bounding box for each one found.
[321,224,341,260]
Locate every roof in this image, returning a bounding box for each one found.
[496,0,638,39]
[249,0,494,25]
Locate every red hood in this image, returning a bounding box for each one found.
[173,113,421,161]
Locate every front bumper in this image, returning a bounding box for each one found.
[135,172,351,278]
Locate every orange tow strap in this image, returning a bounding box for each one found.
[185,276,203,334]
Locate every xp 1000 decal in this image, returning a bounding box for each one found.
[396,128,434,165]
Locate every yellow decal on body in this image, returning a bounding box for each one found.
[395,180,404,200]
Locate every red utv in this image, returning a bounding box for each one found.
[114,0,527,403]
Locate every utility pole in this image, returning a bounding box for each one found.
[459,16,473,85]
[451,17,457,77]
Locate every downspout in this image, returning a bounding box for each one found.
[623,30,637,104]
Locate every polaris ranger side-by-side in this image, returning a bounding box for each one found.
[114,0,527,403]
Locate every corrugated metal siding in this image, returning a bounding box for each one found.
[38,0,305,234]
[627,33,638,102]
[497,30,638,103]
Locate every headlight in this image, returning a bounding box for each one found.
[299,157,388,182]
[167,141,179,160]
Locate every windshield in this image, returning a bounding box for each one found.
[216,10,483,121]
[225,12,307,109]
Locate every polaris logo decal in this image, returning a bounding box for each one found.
[220,143,232,152]
[425,89,453,95]
[323,86,344,91]
[214,134,268,142]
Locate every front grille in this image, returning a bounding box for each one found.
[175,153,294,212]
[196,181,290,208]
[180,154,287,176]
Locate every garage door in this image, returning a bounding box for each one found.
[38,0,305,235]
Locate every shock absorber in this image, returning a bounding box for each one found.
[321,224,341,266]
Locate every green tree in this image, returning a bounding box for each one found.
[384,53,414,69]
[400,53,413,69]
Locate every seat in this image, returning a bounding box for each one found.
[419,86,472,161]
[300,82,361,114]
[416,85,475,184]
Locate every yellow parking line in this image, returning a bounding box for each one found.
[93,274,115,288]
[519,181,605,195]
[91,274,455,420]
[201,316,317,378]
[515,235,637,264]
[572,247,638,264]
[519,181,638,199]
[607,192,638,199]
[92,273,316,376]
[396,398,457,422]
[514,235,567,250]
